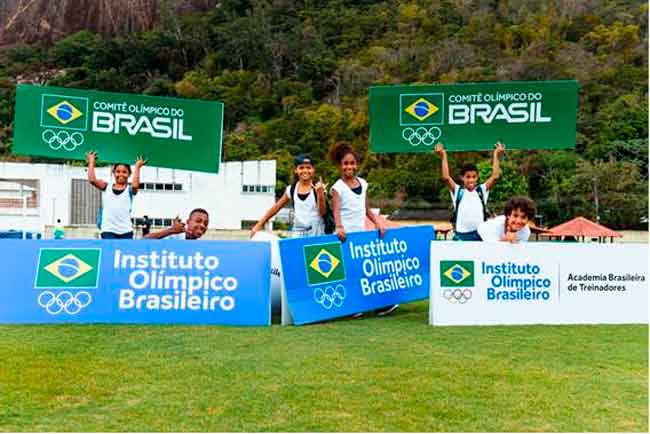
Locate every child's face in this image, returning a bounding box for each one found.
[186,212,209,239]
[506,208,529,233]
[461,171,479,191]
[294,163,314,181]
[113,165,131,185]
[340,153,358,178]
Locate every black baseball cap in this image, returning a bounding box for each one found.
[294,154,315,166]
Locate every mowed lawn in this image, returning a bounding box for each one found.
[0,302,647,432]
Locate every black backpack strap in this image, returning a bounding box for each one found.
[451,186,464,229]
[289,181,297,209]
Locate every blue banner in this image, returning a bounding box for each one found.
[0,239,271,326]
[279,226,435,325]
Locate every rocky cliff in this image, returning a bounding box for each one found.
[0,0,219,46]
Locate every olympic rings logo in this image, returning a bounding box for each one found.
[38,291,92,315]
[41,129,85,151]
[443,288,472,304]
[401,127,442,147]
[314,284,346,310]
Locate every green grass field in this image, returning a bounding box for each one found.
[0,302,647,432]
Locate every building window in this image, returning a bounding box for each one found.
[241,220,258,230]
[0,179,39,209]
[139,183,183,192]
[133,217,174,227]
[242,184,274,194]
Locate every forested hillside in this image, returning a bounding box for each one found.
[0,0,647,228]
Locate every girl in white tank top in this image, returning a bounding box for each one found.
[86,151,145,239]
[329,143,385,242]
[250,154,327,239]
[329,143,398,317]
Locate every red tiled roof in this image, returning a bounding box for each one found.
[543,216,622,238]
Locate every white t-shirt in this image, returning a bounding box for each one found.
[451,183,489,233]
[331,177,367,233]
[477,215,530,242]
[165,233,189,240]
[285,184,324,236]
[98,185,134,234]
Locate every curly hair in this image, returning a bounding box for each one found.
[329,141,360,165]
[504,196,536,219]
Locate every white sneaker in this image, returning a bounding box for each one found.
[375,304,399,316]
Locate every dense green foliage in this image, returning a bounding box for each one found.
[0,0,647,228]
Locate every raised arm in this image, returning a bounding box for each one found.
[314,177,328,217]
[435,143,456,192]
[249,194,290,238]
[145,216,184,239]
[131,155,146,194]
[86,151,108,191]
[484,142,505,191]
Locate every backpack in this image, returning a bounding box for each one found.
[290,181,336,234]
[451,185,489,230]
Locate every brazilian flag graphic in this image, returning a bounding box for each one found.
[303,242,346,286]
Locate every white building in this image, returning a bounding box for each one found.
[0,160,276,234]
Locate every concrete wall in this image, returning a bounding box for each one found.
[0,160,276,232]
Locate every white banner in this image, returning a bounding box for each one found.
[429,242,648,326]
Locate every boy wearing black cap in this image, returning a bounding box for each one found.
[250,154,328,238]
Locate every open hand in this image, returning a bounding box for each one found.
[434,143,446,156]
[135,155,147,169]
[86,151,97,165]
[494,142,505,157]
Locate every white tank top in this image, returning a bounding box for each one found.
[331,177,367,233]
[98,185,134,234]
[285,184,324,234]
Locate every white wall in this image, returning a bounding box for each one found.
[0,160,276,231]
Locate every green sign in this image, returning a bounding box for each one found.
[440,261,475,287]
[369,80,578,152]
[303,242,346,286]
[13,84,224,173]
[35,248,101,288]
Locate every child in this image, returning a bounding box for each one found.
[477,196,536,243]
[330,142,396,317]
[330,142,385,241]
[250,154,327,238]
[435,142,505,241]
[86,151,145,239]
[144,209,210,240]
